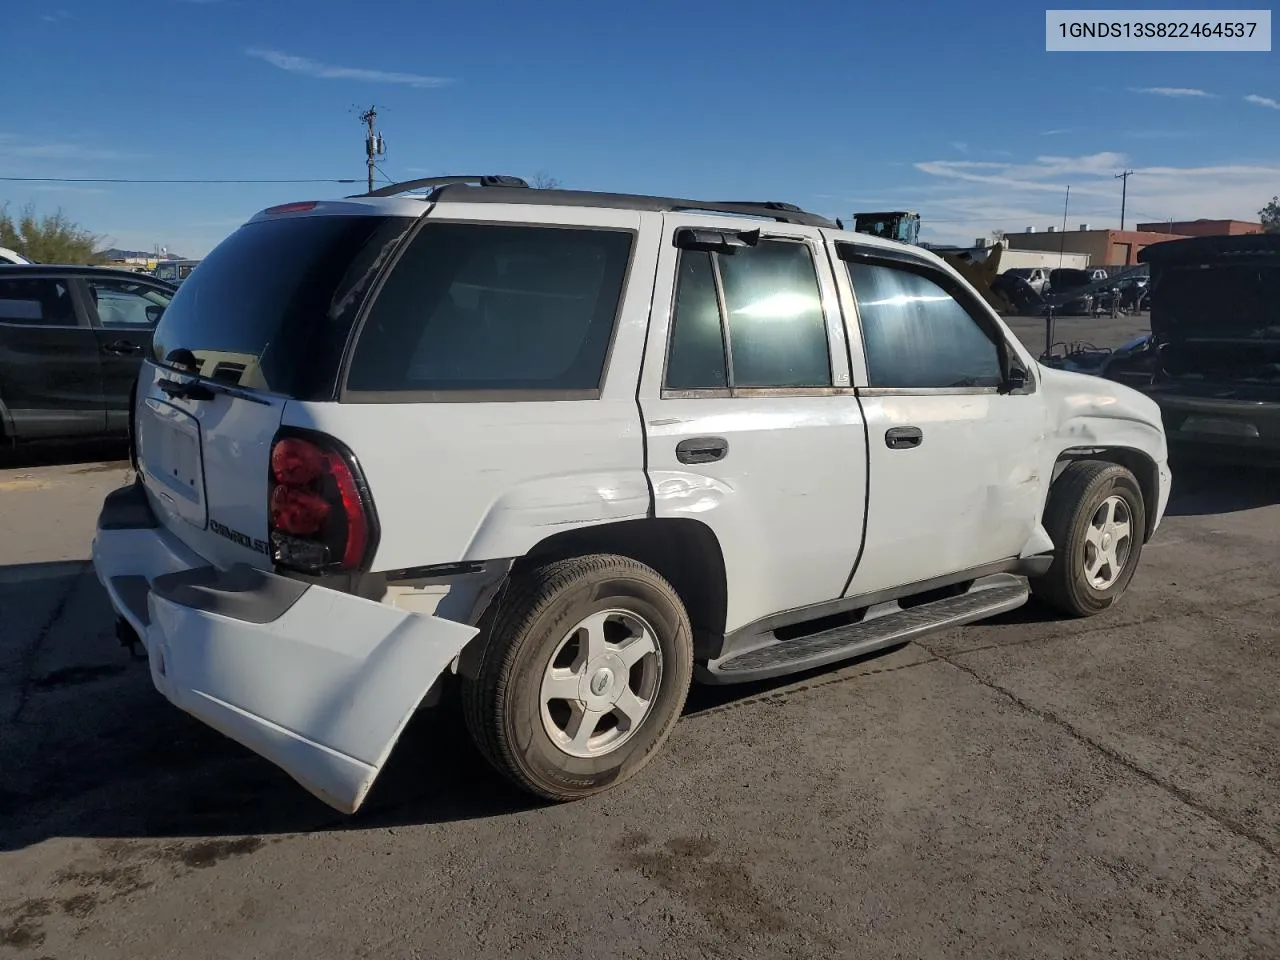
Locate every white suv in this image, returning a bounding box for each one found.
[92,176,1172,814]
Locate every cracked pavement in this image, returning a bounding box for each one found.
[2,327,1279,957]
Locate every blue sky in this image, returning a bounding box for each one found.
[2,0,1276,255]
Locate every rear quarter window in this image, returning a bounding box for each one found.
[344,222,634,398]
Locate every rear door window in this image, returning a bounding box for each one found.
[345,222,634,397]
[0,277,78,326]
[150,214,415,397]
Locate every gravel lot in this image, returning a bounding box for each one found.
[2,316,1278,959]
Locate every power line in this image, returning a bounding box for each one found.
[0,176,358,184]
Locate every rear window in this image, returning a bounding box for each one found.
[151,214,415,397]
[1154,263,1280,340]
[345,222,634,397]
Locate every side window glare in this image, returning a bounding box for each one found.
[846,261,1002,389]
[664,238,832,392]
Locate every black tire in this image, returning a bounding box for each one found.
[1031,460,1147,618]
[461,554,693,802]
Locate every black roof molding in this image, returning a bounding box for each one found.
[353,175,836,227]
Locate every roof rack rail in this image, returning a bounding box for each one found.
[350,176,837,228]
[355,174,529,198]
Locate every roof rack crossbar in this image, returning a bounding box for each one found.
[355,174,529,198]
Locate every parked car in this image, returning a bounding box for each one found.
[91,176,1172,815]
[1003,266,1050,295]
[151,259,200,287]
[1119,233,1280,462]
[0,247,32,265]
[1046,268,1096,315]
[0,265,175,443]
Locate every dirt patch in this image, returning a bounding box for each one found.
[59,894,97,919]
[167,836,265,870]
[0,898,52,950]
[614,833,788,937]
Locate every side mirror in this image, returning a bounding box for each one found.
[1001,366,1028,393]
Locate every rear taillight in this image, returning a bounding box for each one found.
[268,433,377,572]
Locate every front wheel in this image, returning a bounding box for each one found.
[1030,460,1147,618]
[461,554,693,801]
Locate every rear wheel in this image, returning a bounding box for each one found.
[1031,460,1147,617]
[461,554,693,801]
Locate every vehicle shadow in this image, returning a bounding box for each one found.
[0,439,129,470]
[1163,459,1279,517]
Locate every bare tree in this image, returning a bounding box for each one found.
[530,171,561,190]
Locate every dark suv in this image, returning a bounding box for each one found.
[0,265,175,444]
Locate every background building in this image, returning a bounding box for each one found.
[1134,219,1263,237]
[1000,225,1189,266]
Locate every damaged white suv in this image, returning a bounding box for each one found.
[92,175,1172,814]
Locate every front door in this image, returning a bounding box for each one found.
[831,242,1047,597]
[0,275,104,439]
[83,275,170,432]
[639,214,869,636]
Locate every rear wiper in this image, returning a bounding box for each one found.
[157,377,215,401]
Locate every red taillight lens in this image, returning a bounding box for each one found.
[271,438,323,485]
[270,485,331,535]
[264,201,319,215]
[267,433,376,572]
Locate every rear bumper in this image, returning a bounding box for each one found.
[91,482,479,814]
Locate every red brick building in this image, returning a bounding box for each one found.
[1001,226,1190,266]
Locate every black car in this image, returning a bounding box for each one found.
[0,265,175,444]
[1046,268,1096,315]
[1111,234,1280,462]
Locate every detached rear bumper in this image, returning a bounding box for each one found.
[91,482,479,814]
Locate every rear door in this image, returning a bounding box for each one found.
[83,275,172,432]
[638,214,868,636]
[136,209,418,570]
[0,274,104,439]
[831,240,1046,596]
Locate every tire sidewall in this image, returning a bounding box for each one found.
[1067,471,1146,611]
[501,565,692,796]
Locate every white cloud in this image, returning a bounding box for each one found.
[911,151,1278,244]
[949,141,969,154]
[1131,86,1215,98]
[0,135,139,163]
[1245,94,1280,110]
[1039,128,1073,136]
[245,48,453,88]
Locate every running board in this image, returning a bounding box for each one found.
[701,576,1029,684]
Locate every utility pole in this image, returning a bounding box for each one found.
[359,106,385,194]
[1115,169,1134,230]
[1058,184,1070,268]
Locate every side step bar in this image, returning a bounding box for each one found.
[702,575,1029,684]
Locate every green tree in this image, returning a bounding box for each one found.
[1261,196,1280,233]
[0,202,105,263]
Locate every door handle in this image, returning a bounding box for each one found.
[885,426,923,450]
[676,437,728,464]
[104,339,142,355]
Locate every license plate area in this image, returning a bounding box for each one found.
[138,398,207,528]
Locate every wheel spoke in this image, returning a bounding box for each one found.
[617,629,658,668]
[1085,550,1106,579]
[566,704,605,751]
[577,612,611,663]
[543,668,582,704]
[613,688,650,730]
[1101,498,1116,526]
[1112,519,1131,545]
[1085,524,1105,548]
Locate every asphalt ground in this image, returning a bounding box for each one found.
[2,313,1277,959]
